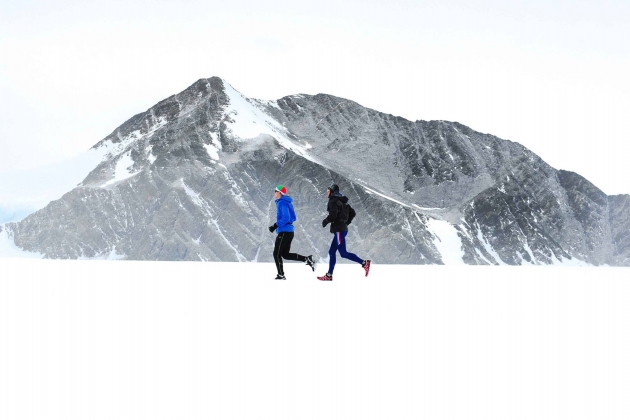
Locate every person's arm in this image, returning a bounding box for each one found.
[328,200,340,222]
[323,200,339,227]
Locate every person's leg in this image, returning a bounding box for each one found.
[280,232,307,262]
[273,233,287,275]
[327,233,339,274]
[336,231,364,264]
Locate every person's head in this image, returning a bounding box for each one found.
[275,185,287,198]
[327,184,339,197]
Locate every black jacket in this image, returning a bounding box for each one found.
[324,194,356,233]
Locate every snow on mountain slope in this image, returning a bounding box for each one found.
[220,80,316,162]
[427,218,466,265]
[101,152,140,187]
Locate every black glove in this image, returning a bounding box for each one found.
[322,219,329,228]
[268,223,277,233]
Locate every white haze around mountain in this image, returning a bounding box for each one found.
[1,77,628,265]
[0,150,108,223]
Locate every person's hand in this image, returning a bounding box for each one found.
[269,223,277,232]
[322,219,329,228]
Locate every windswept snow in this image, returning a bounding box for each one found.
[95,116,167,160]
[102,153,139,187]
[427,218,466,265]
[221,80,316,162]
[413,204,442,211]
[475,223,507,265]
[522,241,537,265]
[361,185,411,208]
[204,144,220,161]
[148,146,157,165]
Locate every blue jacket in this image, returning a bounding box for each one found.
[275,195,296,233]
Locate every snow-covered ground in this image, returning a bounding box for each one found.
[1,259,629,420]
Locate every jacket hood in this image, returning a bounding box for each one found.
[329,194,348,204]
[277,195,293,204]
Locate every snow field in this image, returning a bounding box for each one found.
[1,259,630,420]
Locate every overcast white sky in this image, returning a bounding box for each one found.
[1,0,629,194]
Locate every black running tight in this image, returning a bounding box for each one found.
[273,232,306,275]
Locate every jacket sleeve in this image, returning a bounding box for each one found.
[327,199,340,222]
[276,202,292,229]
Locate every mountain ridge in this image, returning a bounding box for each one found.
[2,77,628,265]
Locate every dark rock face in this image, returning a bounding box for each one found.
[608,194,630,265]
[4,77,629,265]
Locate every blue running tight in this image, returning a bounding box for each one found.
[328,231,364,274]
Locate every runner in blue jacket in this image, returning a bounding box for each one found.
[269,185,316,280]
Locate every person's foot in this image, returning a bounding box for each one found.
[362,259,371,277]
[305,255,317,272]
[317,273,333,281]
[274,274,286,280]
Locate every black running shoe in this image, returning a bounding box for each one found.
[274,274,286,280]
[305,255,317,272]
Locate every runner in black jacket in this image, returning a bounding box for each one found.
[317,184,371,281]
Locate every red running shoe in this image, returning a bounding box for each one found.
[362,260,371,277]
[317,273,333,281]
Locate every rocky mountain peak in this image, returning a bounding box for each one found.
[3,78,629,265]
